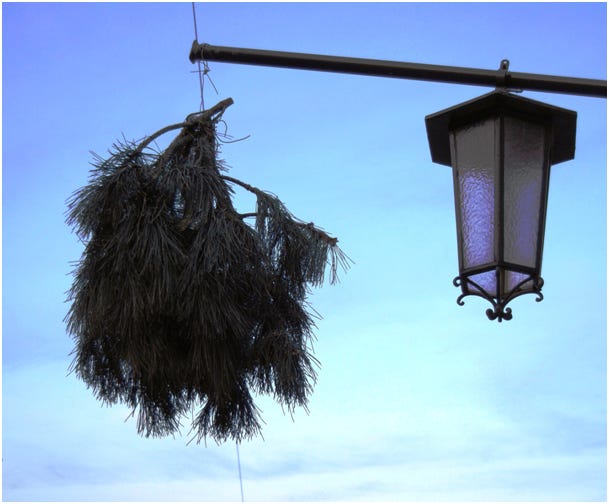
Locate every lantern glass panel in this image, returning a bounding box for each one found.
[505,270,534,293]
[467,270,535,298]
[467,270,496,295]
[503,116,547,268]
[451,117,496,270]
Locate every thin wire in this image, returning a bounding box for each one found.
[193,10,243,496]
[191,2,205,110]
[236,442,245,502]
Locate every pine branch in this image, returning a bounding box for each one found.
[65,98,350,444]
[222,174,352,284]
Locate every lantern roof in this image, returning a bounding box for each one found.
[425,90,577,167]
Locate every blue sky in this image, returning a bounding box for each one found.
[2,2,606,501]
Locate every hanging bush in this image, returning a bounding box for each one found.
[65,98,350,443]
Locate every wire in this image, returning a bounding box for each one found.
[191,11,243,496]
[236,442,245,501]
[191,2,205,110]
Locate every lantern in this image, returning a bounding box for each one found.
[425,90,577,321]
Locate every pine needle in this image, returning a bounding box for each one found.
[65,99,352,443]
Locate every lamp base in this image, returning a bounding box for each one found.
[453,272,544,322]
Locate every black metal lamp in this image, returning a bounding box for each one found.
[425,90,577,321]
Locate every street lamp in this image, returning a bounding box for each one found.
[189,43,602,321]
[425,90,577,321]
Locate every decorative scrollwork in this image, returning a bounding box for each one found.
[453,271,544,322]
[534,277,545,302]
[486,306,512,321]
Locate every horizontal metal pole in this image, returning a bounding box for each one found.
[190,42,607,98]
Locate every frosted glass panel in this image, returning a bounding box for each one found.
[468,270,497,297]
[452,118,496,269]
[466,269,535,299]
[503,116,547,268]
[505,270,534,293]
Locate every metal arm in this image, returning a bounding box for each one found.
[190,41,607,98]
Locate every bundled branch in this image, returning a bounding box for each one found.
[65,98,351,443]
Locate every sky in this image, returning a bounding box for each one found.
[2,1,607,501]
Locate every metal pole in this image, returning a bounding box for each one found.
[190,42,607,98]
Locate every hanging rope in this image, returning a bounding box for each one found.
[195,4,241,500]
[191,2,205,110]
[236,442,245,501]
[192,6,243,498]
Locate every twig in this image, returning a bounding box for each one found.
[133,98,234,156]
[222,175,340,246]
[221,175,261,195]
[185,97,234,124]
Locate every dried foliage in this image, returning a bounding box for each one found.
[65,99,351,443]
